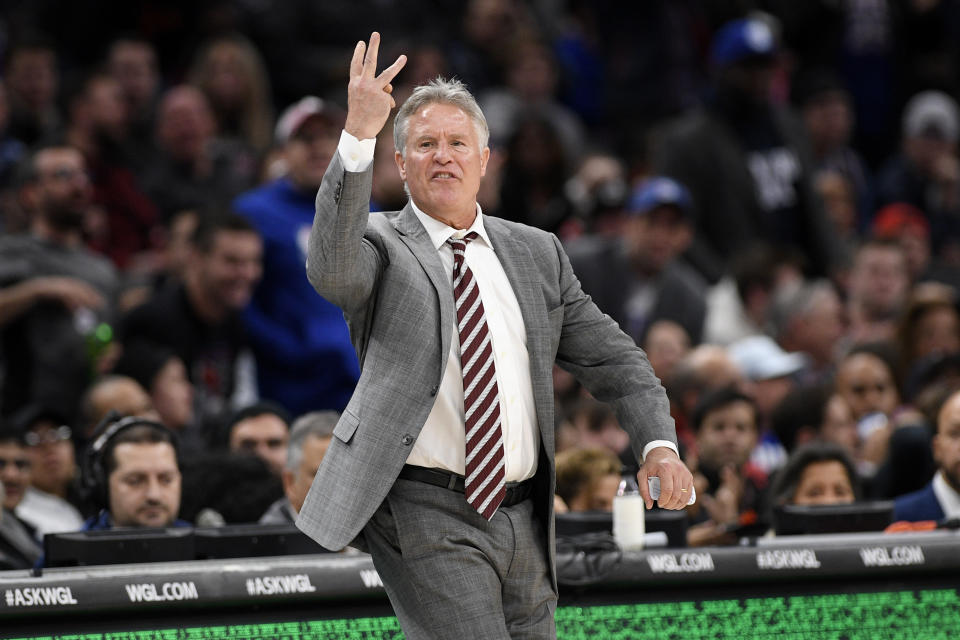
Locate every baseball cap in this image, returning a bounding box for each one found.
[872,203,930,239]
[626,177,693,218]
[903,90,960,142]
[710,17,777,67]
[728,335,807,381]
[274,96,344,145]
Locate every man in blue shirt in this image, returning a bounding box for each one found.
[234,97,360,415]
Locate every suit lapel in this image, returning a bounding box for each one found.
[485,217,553,447]
[393,204,454,384]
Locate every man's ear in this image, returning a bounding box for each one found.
[394,150,406,182]
[480,146,490,177]
[282,468,296,501]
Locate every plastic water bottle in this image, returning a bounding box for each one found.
[613,466,645,551]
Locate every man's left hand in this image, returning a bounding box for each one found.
[637,447,694,510]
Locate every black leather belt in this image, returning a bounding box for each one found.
[398,464,534,507]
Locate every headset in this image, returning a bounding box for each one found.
[79,411,180,510]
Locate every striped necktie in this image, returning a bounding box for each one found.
[448,232,505,520]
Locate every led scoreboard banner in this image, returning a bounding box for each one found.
[2,529,959,639]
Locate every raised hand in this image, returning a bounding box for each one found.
[344,32,407,141]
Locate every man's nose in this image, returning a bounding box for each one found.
[434,141,452,162]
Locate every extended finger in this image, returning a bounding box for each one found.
[363,32,381,78]
[350,40,366,78]
[378,54,407,85]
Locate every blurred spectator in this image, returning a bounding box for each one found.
[480,38,585,168]
[703,243,804,346]
[3,37,61,147]
[562,152,629,236]
[562,399,631,468]
[0,81,27,228]
[80,375,158,439]
[686,386,768,546]
[0,145,118,423]
[794,69,873,226]
[106,36,162,162]
[555,447,622,512]
[893,386,960,522]
[188,33,275,154]
[642,320,692,386]
[846,237,910,343]
[112,341,196,438]
[80,417,186,530]
[0,428,42,570]
[728,334,806,473]
[65,72,161,270]
[497,114,573,234]
[894,283,960,387]
[876,90,960,259]
[834,344,903,477]
[234,96,360,416]
[222,402,291,476]
[142,85,258,221]
[179,451,282,525]
[869,202,960,288]
[654,16,841,283]
[770,442,860,506]
[260,411,338,525]
[771,384,861,463]
[667,344,746,450]
[566,177,706,344]
[10,405,83,535]
[813,170,858,265]
[120,214,261,427]
[769,279,846,384]
[446,0,536,93]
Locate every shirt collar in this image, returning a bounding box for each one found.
[933,470,960,519]
[410,200,492,252]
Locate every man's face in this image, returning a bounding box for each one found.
[935,393,960,493]
[797,289,845,365]
[696,400,758,470]
[109,41,159,109]
[849,246,909,318]
[230,414,289,475]
[0,441,31,511]
[7,49,57,110]
[156,87,215,163]
[624,206,692,272]
[283,434,331,513]
[395,102,490,224]
[567,473,621,512]
[25,420,76,496]
[284,116,340,192]
[835,353,899,420]
[820,394,859,457]
[87,77,128,139]
[108,442,181,527]
[33,148,92,229]
[792,460,855,506]
[195,230,263,311]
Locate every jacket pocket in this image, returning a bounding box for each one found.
[333,410,360,443]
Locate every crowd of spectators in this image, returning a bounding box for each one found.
[3,0,960,568]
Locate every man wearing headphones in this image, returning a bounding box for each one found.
[81,416,187,530]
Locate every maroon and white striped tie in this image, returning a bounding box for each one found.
[449,232,505,520]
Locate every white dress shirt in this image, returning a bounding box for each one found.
[335,131,678,478]
[933,470,960,519]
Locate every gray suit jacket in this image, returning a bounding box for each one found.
[295,152,676,585]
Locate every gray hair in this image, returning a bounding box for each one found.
[393,76,489,158]
[768,279,836,339]
[285,411,339,474]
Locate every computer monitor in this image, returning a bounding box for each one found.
[193,523,329,559]
[773,501,894,536]
[555,509,688,548]
[44,528,195,568]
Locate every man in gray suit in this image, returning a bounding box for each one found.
[296,33,693,639]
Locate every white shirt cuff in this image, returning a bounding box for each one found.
[642,440,679,462]
[337,130,376,172]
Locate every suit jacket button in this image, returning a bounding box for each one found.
[401,434,414,446]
